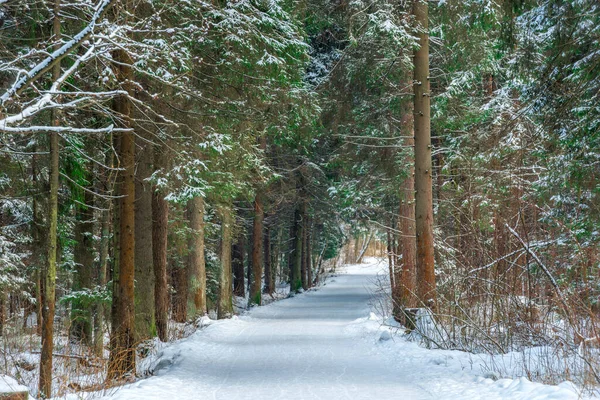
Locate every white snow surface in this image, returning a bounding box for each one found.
[0,374,29,394]
[91,259,585,400]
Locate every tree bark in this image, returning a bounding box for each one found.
[172,258,188,323]
[218,206,234,319]
[152,150,169,341]
[292,207,303,292]
[396,110,418,317]
[413,0,436,309]
[94,196,110,356]
[264,227,274,294]
[353,235,361,264]
[301,210,308,290]
[32,145,44,336]
[134,135,155,341]
[387,228,395,290]
[188,196,207,318]
[356,231,374,264]
[249,195,264,306]
[247,228,252,294]
[108,46,136,380]
[233,233,245,297]
[306,217,312,288]
[71,188,94,345]
[288,218,295,287]
[0,294,4,337]
[39,113,58,398]
[39,3,60,396]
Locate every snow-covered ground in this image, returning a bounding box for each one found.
[0,374,29,395]
[80,259,585,400]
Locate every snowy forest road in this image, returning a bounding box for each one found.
[98,260,578,400]
[103,260,432,400]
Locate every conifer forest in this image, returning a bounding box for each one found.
[0,0,599,398]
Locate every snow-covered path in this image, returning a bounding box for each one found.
[101,260,581,400]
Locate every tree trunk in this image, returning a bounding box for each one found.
[39,120,58,399]
[94,197,110,356]
[398,172,417,306]
[172,259,188,323]
[356,231,374,264]
[387,229,395,290]
[249,194,264,306]
[264,227,273,294]
[233,233,245,297]
[396,111,418,317]
[32,145,44,336]
[0,294,4,337]
[39,3,60,396]
[108,46,136,380]
[134,135,155,341]
[413,0,436,309]
[247,229,252,294]
[272,227,281,287]
[354,235,362,265]
[188,196,207,318]
[306,217,312,288]
[152,153,169,341]
[287,221,294,286]
[218,206,234,319]
[301,210,309,290]
[290,208,303,292]
[71,189,94,345]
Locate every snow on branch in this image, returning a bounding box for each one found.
[0,38,126,134]
[0,0,115,106]
[0,125,131,134]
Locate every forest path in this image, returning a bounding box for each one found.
[103,259,432,399]
[99,260,579,400]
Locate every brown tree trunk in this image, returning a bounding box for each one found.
[263,227,273,294]
[398,170,417,309]
[188,196,207,318]
[71,189,94,345]
[134,135,155,341]
[108,46,136,380]
[172,260,188,323]
[272,227,282,286]
[288,221,295,286]
[387,229,395,290]
[413,0,436,309]
[39,3,60,395]
[353,235,360,264]
[396,111,417,317]
[247,230,252,293]
[39,124,58,398]
[233,233,245,297]
[152,153,169,341]
[218,206,234,319]
[94,197,110,356]
[291,208,303,292]
[249,194,264,306]
[32,146,44,336]
[306,217,312,288]
[301,210,308,290]
[0,294,4,337]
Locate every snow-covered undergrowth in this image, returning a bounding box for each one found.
[362,257,600,398]
[367,256,600,395]
[349,310,586,399]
